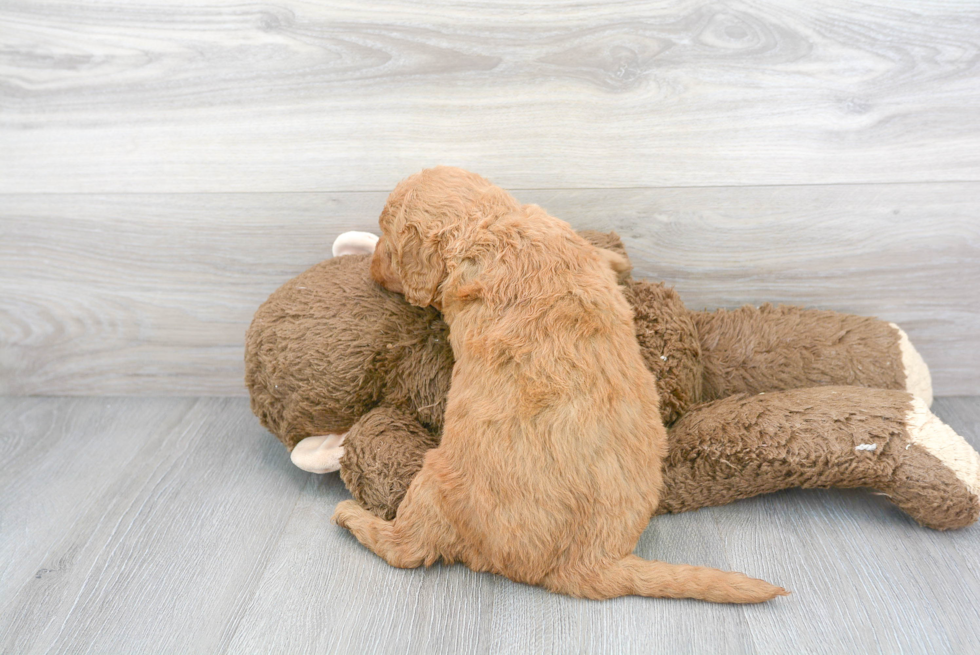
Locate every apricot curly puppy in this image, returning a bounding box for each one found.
[333,167,787,603]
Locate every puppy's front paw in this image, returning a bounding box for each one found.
[332,500,360,528]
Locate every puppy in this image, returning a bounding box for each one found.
[333,167,787,603]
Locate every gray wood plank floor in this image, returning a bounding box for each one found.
[2,395,979,654]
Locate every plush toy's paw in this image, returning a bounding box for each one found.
[332,499,361,528]
[906,398,980,498]
[290,434,346,473]
[332,231,379,257]
[894,398,980,530]
[890,323,933,407]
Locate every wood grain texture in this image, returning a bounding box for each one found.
[226,476,756,655]
[2,0,979,192]
[2,183,977,396]
[0,397,195,610]
[1,396,979,653]
[0,397,309,654]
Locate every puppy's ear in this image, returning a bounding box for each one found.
[578,230,633,283]
[598,246,632,284]
[393,222,447,308]
[578,230,628,259]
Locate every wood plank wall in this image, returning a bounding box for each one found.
[2,1,978,395]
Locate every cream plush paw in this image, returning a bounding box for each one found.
[290,434,347,473]
[888,397,980,530]
[890,323,933,407]
[906,398,980,501]
[332,231,379,257]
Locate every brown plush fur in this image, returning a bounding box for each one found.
[245,230,631,453]
[621,280,704,426]
[246,253,453,450]
[341,406,441,520]
[333,166,786,603]
[661,387,979,530]
[693,305,904,402]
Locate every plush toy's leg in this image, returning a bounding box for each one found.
[339,406,440,520]
[691,304,933,406]
[290,433,347,473]
[658,386,979,530]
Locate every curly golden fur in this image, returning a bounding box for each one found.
[333,167,787,603]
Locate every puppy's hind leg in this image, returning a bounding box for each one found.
[333,500,427,568]
[548,555,788,604]
[333,467,459,569]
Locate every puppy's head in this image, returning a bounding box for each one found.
[371,166,519,308]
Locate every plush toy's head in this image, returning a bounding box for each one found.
[244,253,454,450]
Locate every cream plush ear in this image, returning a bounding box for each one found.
[332,231,380,257]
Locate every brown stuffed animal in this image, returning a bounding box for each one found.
[245,231,980,531]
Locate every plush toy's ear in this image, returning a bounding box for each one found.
[332,231,379,257]
[392,218,447,309]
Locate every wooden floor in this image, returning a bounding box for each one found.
[1,395,978,654]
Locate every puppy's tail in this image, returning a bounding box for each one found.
[555,555,789,604]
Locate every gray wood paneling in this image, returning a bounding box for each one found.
[1,396,979,653]
[3,183,977,396]
[2,0,979,193]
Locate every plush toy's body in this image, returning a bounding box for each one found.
[245,233,980,531]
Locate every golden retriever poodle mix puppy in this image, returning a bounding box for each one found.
[333,166,787,603]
